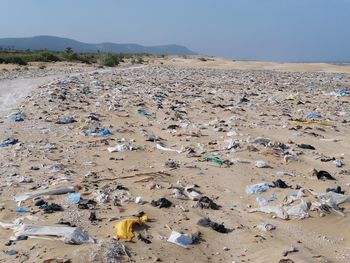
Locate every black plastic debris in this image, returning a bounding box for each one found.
[197,218,230,233]
[298,144,315,150]
[326,186,345,194]
[89,211,98,222]
[238,97,249,104]
[167,124,179,130]
[16,235,28,241]
[320,157,335,162]
[116,183,128,190]
[271,179,289,189]
[39,202,63,213]
[317,170,336,180]
[137,233,152,244]
[34,199,46,206]
[151,197,172,208]
[57,219,76,227]
[195,196,221,210]
[78,198,97,209]
[55,116,76,124]
[4,240,15,246]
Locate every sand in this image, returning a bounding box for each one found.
[0,57,349,263]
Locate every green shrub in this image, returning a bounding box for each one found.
[99,53,120,67]
[0,55,27,65]
[38,51,60,62]
[137,57,144,64]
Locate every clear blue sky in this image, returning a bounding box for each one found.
[1,0,350,62]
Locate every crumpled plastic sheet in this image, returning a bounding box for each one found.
[0,223,95,244]
[250,205,289,220]
[246,183,269,194]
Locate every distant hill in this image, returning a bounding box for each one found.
[0,35,196,55]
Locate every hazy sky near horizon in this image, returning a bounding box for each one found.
[1,0,350,62]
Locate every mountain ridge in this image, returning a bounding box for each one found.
[0,35,196,55]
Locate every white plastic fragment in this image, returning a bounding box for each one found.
[256,223,276,231]
[15,186,75,206]
[107,144,130,153]
[167,231,192,248]
[156,144,181,154]
[286,200,310,219]
[255,160,269,168]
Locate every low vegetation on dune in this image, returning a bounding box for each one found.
[0,48,157,67]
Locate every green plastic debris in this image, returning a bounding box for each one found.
[205,154,225,165]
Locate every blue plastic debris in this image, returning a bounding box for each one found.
[85,128,112,137]
[335,90,350,96]
[334,159,344,168]
[306,112,321,119]
[95,128,112,137]
[16,207,30,213]
[4,250,17,256]
[7,113,24,121]
[0,138,18,148]
[68,193,81,204]
[137,110,150,116]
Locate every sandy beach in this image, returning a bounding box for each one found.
[0,57,349,263]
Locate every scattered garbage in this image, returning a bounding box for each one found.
[0,58,349,261]
[89,240,127,263]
